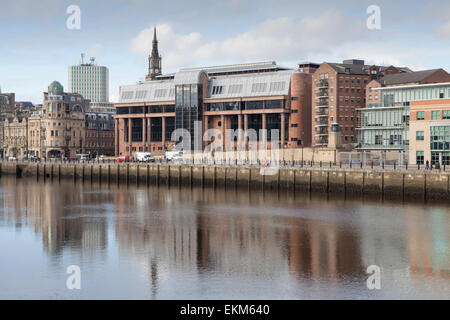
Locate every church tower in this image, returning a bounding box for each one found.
[146,26,162,81]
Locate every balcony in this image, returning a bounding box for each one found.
[315,119,328,126]
[316,90,328,98]
[316,79,329,88]
[315,108,328,116]
[318,128,328,135]
[315,136,328,144]
[315,99,328,107]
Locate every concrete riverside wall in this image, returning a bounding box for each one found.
[2,162,450,201]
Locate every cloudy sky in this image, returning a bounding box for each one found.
[1,0,450,104]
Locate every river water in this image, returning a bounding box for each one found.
[0,176,448,299]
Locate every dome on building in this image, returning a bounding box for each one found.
[48,81,64,95]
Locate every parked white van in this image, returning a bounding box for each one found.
[135,152,155,162]
[165,151,183,162]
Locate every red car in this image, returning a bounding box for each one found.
[116,155,130,163]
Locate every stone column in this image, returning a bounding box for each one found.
[142,117,146,144]
[237,114,242,149]
[262,113,267,143]
[203,115,209,151]
[244,114,248,150]
[128,118,132,156]
[221,114,225,151]
[147,118,151,152]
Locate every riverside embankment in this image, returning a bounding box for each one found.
[1,161,450,202]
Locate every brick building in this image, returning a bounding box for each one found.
[114,28,317,157]
[311,59,411,147]
[85,111,115,157]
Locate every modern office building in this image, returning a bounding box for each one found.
[311,60,412,148]
[68,56,114,113]
[358,69,450,163]
[114,29,317,157]
[408,85,450,165]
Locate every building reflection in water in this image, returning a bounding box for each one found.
[0,176,448,298]
[0,177,108,259]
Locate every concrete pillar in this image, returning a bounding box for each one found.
[262,113,267,143]
[128,118,132,156]
[244,114,248,150]
[237,114,243,150]
[203,115,209,151]
[221,114,225,150]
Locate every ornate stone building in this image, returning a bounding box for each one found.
[3,113,28,158]
[36,81,89,158]
[3,81,90,159]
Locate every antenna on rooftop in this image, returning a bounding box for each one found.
[81,53,85,65]
[90,57,95,65]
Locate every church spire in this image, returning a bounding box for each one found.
[146,25,162,81]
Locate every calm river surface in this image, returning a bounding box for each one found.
[0,176,448,299]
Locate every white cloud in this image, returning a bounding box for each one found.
[130,11,366,70]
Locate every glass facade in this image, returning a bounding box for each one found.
[131,118,142,142]
[380,85,450,107]
[175,84,202,150]
[359,83,450,151]
[359,107,409,149]
[430,126,450,150]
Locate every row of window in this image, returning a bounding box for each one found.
[416,151,450,165]
[85,141,114,147]
[416,110,450,120]
[86,131,114,138]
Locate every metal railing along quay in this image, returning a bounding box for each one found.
[1,157,448,172]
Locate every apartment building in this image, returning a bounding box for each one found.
[85,111,115,157]
[311,59,411,148]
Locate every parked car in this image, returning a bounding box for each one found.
[30,156,41,162]
[135,152,155,163]
[8,156,17,162]
[116,155,130,163]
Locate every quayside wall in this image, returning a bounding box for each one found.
[0,162,448,202]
